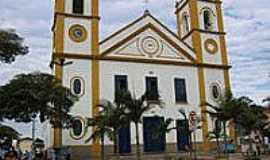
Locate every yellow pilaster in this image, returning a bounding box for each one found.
[53,0,65,149]
[189,0,210,152]
[216,1,235,141]
[91,0,101,155]
[176,12,181,37]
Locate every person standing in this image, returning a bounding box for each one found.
[4,151,18,160]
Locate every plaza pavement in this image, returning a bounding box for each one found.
[106,153,270,160]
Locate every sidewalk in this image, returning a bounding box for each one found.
[107,153,270,160]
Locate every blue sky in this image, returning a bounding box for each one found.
[0,0,269,137]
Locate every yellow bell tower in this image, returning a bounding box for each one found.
[51,0,100,156]
[175,0,233,152]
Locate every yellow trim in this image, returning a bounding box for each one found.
[91,0,101,154]
[216,0,235,141]
[216,3,224,33]
[54,64,63,148]
[101,23,196,62]
[204,39,218,55]
[52,53,231,69]
[189,0,210,152]
[55,0,65,13]
[176,12,181,37]
[68,24,88,43]
[53,0,65,148]
[55,12,100,20]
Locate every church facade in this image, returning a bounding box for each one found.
[45,0,233,157]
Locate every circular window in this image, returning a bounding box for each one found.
[210,83,222,101]
[69,24,87,43]
[204,39,218,55]
[70,117,85,140]
[71,77,84,96]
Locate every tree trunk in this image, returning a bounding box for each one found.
[223,121,227,154]
[216,136,221,158]
[248,134,253,157]
[101,134,105,160]
[135,123,141,160]
[113,131,117,154]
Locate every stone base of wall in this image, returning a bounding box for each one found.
[66,142,220,160]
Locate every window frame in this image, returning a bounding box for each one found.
[174,78,188,103]
[114,75,128,100]
[145,76,159,101]
[210,82,222,101]
[70,117,85,140]
[71,77,85,97]
[73,0,84,14]
[182,13,190,33]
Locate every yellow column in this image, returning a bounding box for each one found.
[216,1,236,141]
[189,0,210,152]
[91,0,101,156]
[53,0,65,149]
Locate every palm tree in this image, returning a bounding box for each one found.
[85,115,113,160]
[86,97,129,160]
[125,91,163,160]
[207,119,223,157]
[205,91,240,153]
[155,109,199,158]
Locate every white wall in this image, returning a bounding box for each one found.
[100,61,204,144]
[64,18,92,55]
[204,68,225,133]
[61,59,93,146]
[201,33,222,65]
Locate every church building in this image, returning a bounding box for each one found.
[45,0,234,158]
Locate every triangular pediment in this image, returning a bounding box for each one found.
[100,11,196,63]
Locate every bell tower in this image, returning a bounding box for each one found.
[175,0,233,152]
[52,0,99,56]
[51,0,100,156]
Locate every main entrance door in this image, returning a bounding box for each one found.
[118,124,131,154]
[143,117,166,152]
[176,120,191,151]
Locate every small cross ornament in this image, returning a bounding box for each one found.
[144,0,149,10]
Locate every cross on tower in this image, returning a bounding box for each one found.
[144,0,149,10]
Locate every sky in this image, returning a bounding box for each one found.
[0,0,269,138]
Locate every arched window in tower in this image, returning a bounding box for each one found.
[73,0,84,14]
[182,14,190,33]
[203,10,213,31]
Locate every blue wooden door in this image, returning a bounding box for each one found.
[118,124,131,154]
[176,120,191,151]
[143,117,166,152]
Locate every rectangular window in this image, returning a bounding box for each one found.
[145,77,159,100]
[174,78,187,103]
[115,75,128,100]
[73,0,84,14]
